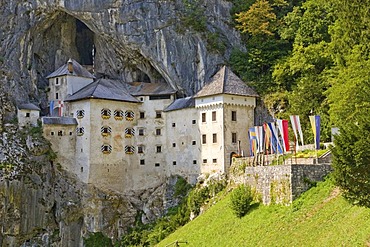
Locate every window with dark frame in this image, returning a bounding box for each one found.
[192,140,196,145]
[203,159,207,163]
[232,111,237,121]
[138,145,144,153]
[173,161,177,166]
[155,163,160,167]
[25,113,30,117]
[156,111,162,118]
[232,133,237,144]
[172,123,176,127]
[212,111,216,121]
[192,119,196,124]
[202,112,206,122]
[156,128,161,136]
[140,159,145,165]
[140,111,145,119]
[193,160,197,164]
[138,128,144,136]
[172,143,176,147]
[213,158,217,163]
[202,134,206,144]
[58,131,63,136]
[156,145,162,153]
[213,133,217,143]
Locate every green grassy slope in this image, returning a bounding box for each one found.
[158,178,370,247]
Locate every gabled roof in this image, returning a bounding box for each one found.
[164,97,195,112]
[42,117,78,125]
[194,66,258,98]
[46,59,95,79]
[64,78,140,103]
[127,82,176,96]
[18,103,40,111]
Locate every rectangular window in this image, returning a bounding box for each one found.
[173,161,177,166]
[192,119,196,124]
[192,140,196,145]
[156,146,162,153]
[138,146,144,153]
[213,158,217,163]
[56,93,59,99]
[232,111,237,121]
[202,112,206,123]
[232,133,237,144]
[202,134,207,144]
[156,128,161,136]
[51,132,55,136]
[140,159,145,165]
[138,128,144,136]
[156,111,162,118]
[58,131,63,136]
[172,123,176,127]
[155,163,160,167]
[55,78,59,85]
[212,111,216,121]
[213,133,217,143]
[203,159,207,164]
[25,113,30,117]
[140,112,145,119]
[172,143,176,147]
[193,160,197,164]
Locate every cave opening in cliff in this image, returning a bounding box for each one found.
[75,19,94,65]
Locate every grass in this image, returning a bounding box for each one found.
[157,178,370,247]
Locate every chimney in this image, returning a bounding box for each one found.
[67,58,73,73]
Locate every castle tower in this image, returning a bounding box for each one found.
[194,66,258,174]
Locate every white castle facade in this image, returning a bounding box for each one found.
[40,59,258,193]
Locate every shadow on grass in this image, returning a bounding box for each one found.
[246,202,260,215]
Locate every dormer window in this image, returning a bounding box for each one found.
[125,110,134,121]
[101,109,111,119]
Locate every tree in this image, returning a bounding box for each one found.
[230,184,254,218]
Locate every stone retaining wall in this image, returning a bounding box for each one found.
[230,160,332,205]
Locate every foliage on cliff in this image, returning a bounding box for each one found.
[230,0,370,205]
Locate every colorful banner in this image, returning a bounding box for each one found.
[290,115,304,147]
[263,123,271,152]
[58,100,64,117]
[267,122,283,154]
[248,127,258,156]
[277,119,290,152]
[309,115,321,150]
[255,126,264,153]
[49,101,54,116]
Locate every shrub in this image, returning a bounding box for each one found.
[83,232,112,247]
[230,184,254,218]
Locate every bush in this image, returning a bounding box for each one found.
[230,184,254,218]
[83,232,112,247]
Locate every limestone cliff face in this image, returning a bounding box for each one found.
[0,125,183,246]
[0,0,242,114]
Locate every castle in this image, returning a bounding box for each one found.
[33,59,258,193]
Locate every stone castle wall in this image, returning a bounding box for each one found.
[230,159,332,205]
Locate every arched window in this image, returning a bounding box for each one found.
[101,109,111,119]
[114,110,124,120]
[125,128,135,138]
[125,110,134,121]
[101,144,112,154]
[125,145,135,154]
[76,110,85,119]
[101,126,112,137]
[76,127,85,136]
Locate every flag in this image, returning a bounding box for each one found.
[263,123,271,152]
[277,119,290,152]
[58,100,64,117]
[267,122,283,154]
[290,115,304,147]
[49,101,54,116]
[255,126,264,153]
[309,115,321,150]
[248,127,258,156]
